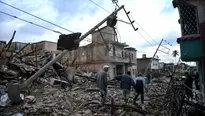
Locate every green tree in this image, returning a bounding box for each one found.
[172,50,179,64]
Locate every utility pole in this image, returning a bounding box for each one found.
[20,5,125,89]
[143,39,172,76]
[144,39,172,95]
[143,39,164,76]
[111,0,138,31]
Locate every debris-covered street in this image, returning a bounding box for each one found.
[1,0,205,116]
[0,55,169,116]
[0,51,170,116]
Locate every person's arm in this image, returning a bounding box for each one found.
[130,78,136,87]
[130,78,136,91]
[143,78,147,89]
[114,75,122,81]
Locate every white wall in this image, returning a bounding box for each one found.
[45,41,57,52]
[92,26,116,44]
[128,65,137,77]
[151,59,159,69]
[159,63,164,69]
[108,63,116,80]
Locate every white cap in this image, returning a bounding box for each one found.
[182,76,186,78]
[103,65,110,69]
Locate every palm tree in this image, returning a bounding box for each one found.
[172,50,179,64]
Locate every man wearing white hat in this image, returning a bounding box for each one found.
[96,65,110,106]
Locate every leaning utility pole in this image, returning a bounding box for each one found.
[20,5,125,89]
[143,39,172,76]
[143,39,164,76]
[144,39,172,95]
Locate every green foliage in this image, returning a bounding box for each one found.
[172,50,179,57]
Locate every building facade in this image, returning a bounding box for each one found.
[63,26,137,79]
[9,41,59,56]
[137,54,160,73]
[172,0,205,100]
[0,41,6,51]
[159,62,165,69]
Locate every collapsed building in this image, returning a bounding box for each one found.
[63,26,137,79]
[0,2,205,116]
[0,5,152,116]
[7,26,138,79]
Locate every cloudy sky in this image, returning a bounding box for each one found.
[0,0,195,65]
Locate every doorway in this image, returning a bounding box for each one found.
[116,65,124,75]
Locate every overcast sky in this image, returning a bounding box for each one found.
[0,0,195,65]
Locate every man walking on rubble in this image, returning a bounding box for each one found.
[96,65,110,106]
[146,72,151,84]
[184,72,193,99]
[194,71,200,90]
[114,71,135,104]
[133,73,146,105]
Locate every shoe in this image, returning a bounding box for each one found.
[142,105,146,110]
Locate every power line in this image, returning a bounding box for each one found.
[0,11,62,34]
[88,0,155,48]
[129,15,158,44]
[88,1,172,62]
[0,0,99,44]
[2,0,157,50]
[0,10,107,46]
[88,0,110,13]
[137,31,155,48]
[88,0,129,24]
[1,1,125,63]
[0,0,74,33]
[110,0,159,45]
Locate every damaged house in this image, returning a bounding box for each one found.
[173,0,205,100]
[9,41,60,56]
[0,41,6,50]
[137,54,160,73]
[63,26,137,79]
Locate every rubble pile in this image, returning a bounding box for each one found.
[0,53,171,116]
[146,77,170,114]
[1,81,149,116]
[0,53,53,87]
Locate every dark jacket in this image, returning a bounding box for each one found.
[96,71,108,90]
[184,75,193,89]
[115,74,135,90]
[195,72,199,82]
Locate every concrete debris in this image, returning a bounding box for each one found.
[24,96,36,103]
[0,78,166,115]
[0,51,180,116]
[12,113,23,116]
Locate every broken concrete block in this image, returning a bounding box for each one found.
[63,68,75,82]
[24,96,36,103]
[50,78,69,86]
[12,113,23,116]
